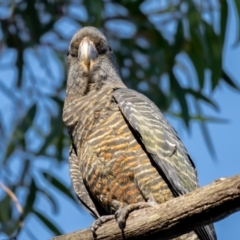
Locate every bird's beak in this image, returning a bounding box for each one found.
[78,37,98,66]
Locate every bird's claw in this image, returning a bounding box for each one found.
[91,202,156,237]
[90,215,115,237]
[115,208,129,229]
[115,202,154,230]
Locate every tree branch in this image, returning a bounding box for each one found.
[52,175,240,240]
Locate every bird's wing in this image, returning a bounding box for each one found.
[114,88,197,194]
[113,88,217,240]
[69,145,103,219]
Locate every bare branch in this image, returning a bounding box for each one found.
[52,175,240,240]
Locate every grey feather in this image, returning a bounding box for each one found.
[69,145,101,218]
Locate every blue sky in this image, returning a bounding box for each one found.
[0,2,240,240]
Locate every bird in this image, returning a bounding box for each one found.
[62,26,217,240]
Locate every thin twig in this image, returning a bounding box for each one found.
[0,182,24,239]
[0,182,23,215]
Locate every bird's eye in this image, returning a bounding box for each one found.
[109,47,112,52]
[67,51,69,56]
[68,51,77,58]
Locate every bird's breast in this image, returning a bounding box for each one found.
[69,88,173,213]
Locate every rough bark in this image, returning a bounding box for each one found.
[52,175,240,240]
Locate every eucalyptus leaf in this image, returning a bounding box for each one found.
[41,171,76,203]
[221,70,240,90]
[233,0,240,44]
[25,178,37,214]
[33,210,62,236]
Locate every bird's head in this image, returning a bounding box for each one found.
[66,26,125,96]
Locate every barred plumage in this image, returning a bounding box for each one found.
[63,26,217,240]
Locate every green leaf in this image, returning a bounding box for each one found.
[220,0,228,45]
[186,4,207,89]
[50,96,64,108]
[1,219,20,236]
[233,0,240,44]
[0,195,11,224]
[203,21,222,89]
[37,114,65,162]
[16,49,24,88]
[18,104,37,133]
[0,80,18,102]
[185,88,219,110]
[221,70,240,90]
[167,112,229,124]
[187,2,201,29]
[169,113,228,124]
[38,129,57,155]
[24,178,37,214]
[37,188,59,214]
[199,119,216,158]
[194,101,216,157]
[193,115,228,123]
[41,171,76,203]
[174,19,184,52]
[187,43,205,89]
[4,141,15,164]
[0,191,20,236]
[171,75,189,127]
[33,210,62,236]
[83,0,103,26]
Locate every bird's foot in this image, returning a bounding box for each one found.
[91,215,115,237]
[115,201,156,230]
[91,201,157,237]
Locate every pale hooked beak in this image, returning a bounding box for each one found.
[78,37,98,66]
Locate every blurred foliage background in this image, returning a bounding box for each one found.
[0,0,240,239]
